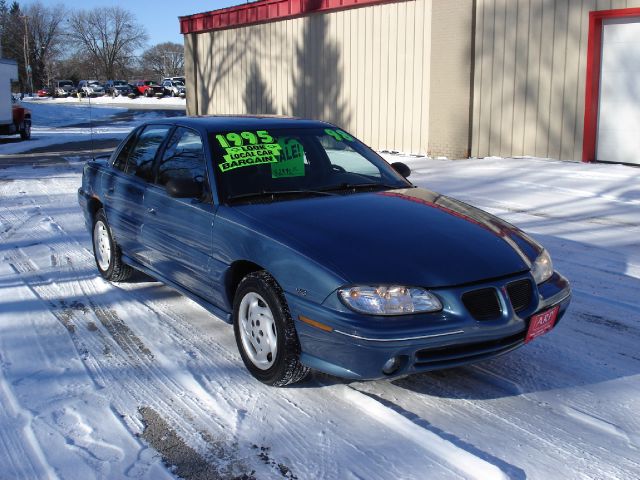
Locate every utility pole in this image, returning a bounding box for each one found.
[21,15,33,95]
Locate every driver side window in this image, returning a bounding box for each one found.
[156,127,205,187]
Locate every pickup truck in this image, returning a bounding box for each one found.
[0,59,31,140]
[0,97,31,140]
[132,80,164,97]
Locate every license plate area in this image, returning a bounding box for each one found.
[525,305,560,343]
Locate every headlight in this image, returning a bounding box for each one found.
[531,250,553,284]
[338,285,442,315]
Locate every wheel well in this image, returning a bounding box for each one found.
[87,198,103,222]
[225,260,264,305]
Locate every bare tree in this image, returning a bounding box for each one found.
[0,1,26,90]
[24,2,66,88]
[140,42,184,79]
[67,6,147,80]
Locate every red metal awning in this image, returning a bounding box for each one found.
[179,0,402,34]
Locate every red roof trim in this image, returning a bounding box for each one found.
[583,8,640,162]
[179,0,403,34]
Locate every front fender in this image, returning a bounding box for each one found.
[212,210,347,311]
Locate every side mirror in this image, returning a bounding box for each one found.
[165,178,203,198]
[391,162,411,178]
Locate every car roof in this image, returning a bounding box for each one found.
[141,115,336,132]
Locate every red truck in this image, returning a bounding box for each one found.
[0,59,31,140]
[132,80,164,98]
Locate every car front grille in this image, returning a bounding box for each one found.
[506,279,533,313]
[461,288,501,320]
[414,332,525,368]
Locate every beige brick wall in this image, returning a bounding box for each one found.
[428,0,474,159]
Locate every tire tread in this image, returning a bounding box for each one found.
[235,271,309,387]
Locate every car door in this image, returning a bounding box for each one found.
[103,124,172,261]
[141,127,219,303]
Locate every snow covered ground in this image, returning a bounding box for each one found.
[0,101,185,155]
[0,108,639,479]
[21,94,187,108]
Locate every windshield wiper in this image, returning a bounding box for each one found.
[226,189,338,203]
[319,182,405,193]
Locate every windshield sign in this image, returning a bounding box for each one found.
[211,127,410,203]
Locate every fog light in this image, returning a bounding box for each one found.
[382,356,402,375]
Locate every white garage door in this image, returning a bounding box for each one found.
[597,18,640,165]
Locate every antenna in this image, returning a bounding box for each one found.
[88,90,94,159]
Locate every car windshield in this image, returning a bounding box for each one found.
[210,127,411,203]
[113,80,126,86]
[89,81,101,86]
[59,81,73,87]
[144,81,158,86]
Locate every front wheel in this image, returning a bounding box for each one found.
[233,271,309,386]
[19,120,31,140]
[92,209,132,282]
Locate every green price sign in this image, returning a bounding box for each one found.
[217,130,282,172]
[272,138,305,178]
[324,128,354,142]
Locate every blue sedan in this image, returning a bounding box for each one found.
[78,117,571,386]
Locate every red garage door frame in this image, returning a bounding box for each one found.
[583,7,640,163]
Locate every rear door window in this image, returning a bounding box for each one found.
[112,130,139,171]
[125,125,172,181]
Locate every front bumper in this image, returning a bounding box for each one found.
[288,271,571,380]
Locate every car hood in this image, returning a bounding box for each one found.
[229,188,542,288]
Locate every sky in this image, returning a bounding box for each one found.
[31,0,244,46]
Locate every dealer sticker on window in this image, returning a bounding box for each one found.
[216,131,282,172]
[525,305,560,343]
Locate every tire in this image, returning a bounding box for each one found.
[92,209,132,282]
[144,89,151,97]
[233,271,309,386]
[19,120,31,140]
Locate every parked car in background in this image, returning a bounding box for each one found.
[36,87,52,97]
[54,80,75,97]
[132,80,164,98]
[162,76,185,85]
[162,79,185,97]
[77,116,571,387]
[105,80,133,97]
[78,80,106,97]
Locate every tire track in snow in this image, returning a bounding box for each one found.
[0,362,58,480]
[1,201,255,478]
[7,245,249,478]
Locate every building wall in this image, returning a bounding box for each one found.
[184,0,434,154]
[472,0,640,161]
[428,0,474,159]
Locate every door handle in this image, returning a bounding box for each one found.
[106,187,114,194]
[147,208,156,215]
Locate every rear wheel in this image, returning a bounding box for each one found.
[233,271,309,386]
[92,209,132,282]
